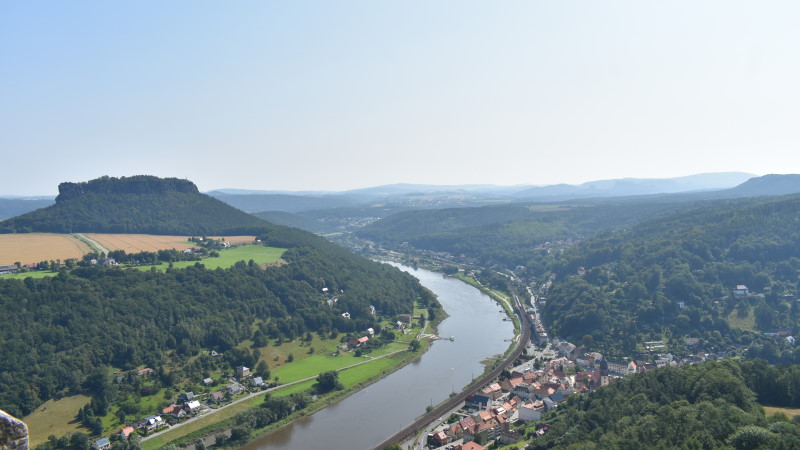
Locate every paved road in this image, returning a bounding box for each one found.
[142,349,409,442]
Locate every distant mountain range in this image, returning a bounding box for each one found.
[5,173,800,227]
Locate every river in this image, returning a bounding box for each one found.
[241,264,515,450]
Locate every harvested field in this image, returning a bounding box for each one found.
[85,234,256,253]
[0,233,91,265]
[0,234,256,267]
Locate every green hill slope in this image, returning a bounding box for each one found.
[0,175,436,421]
[542,194,800,360]
[0,175,270,235]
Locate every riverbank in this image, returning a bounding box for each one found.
[144,300,447,449]
[146,346,427,450]
[225,264,515,450]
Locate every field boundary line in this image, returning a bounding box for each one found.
[72,233,110,256]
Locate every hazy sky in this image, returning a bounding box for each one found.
[2,1,799,195]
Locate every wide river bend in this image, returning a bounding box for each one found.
[241,263,515,450]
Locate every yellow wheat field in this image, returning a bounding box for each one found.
[0,233,92,265]
[0,233,256,265]
[86,234,255,253]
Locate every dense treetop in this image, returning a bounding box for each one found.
[529,360,800,449]
[0,175,436,419]
[356,200,688,267]
[541,195,800,360]
[0,234,433,417]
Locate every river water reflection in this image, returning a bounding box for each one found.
[242,263,514,450]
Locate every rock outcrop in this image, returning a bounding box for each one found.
[0,410,28,450]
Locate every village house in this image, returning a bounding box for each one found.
[142,415,164,431]
[428,430,450,448]
[499,377,523,392]
[556,342,577,359]
[209,391,225,403]
[236,366,251,378]
[91,437,111,450]
[396,313,413,324]
[480,382,503,400]
[454,442,485,450]
[0,265,18,274]
[184,400,201,414]
[162,405,186,419]
[136,368,154,376]
[733,285,750,296]
[119,426,134,439]
[465,393,492,409]
[251,376,265,387]
[518,401,546,421]
[348,336,369,349]
[228,382,244,396]
[605,359,632,376]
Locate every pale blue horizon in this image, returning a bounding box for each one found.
[2,1,799,195]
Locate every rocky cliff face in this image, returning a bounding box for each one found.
[0,410,28,450]
[56,175,199,203]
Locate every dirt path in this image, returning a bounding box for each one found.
[72,233,110,256]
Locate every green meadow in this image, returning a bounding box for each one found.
[134,245,286,272]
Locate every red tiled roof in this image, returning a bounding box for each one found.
[459,416,476,429]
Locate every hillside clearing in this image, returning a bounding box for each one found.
[763,405,800,418]
[133,245,285,272]
[23,394,92,447]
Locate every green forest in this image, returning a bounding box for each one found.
[0,234,433,417]
[0,176,437,418]
[540,195,800,361]
[356,200,689,267]
[528,359,800,449]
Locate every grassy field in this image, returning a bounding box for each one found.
[87,234,255,253]
[726,308,756,332]
[23,394,92,447]
[141,350,412,450]
[763,405,800,417]
[0,233,91,266]
[134,245,285,272]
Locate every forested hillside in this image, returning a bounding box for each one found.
[357,201,686,267]
[541,195,800,360]
[0,231,433,417]
[528,360,800,449]
[253,210,331,234]
[0,176,436,420]
[0,176,269,235]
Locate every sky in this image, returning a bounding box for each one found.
[2,1,800,195]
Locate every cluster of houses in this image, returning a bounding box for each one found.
[91,365,267,449]
[426,337,731,450]
[427,358,575,448]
